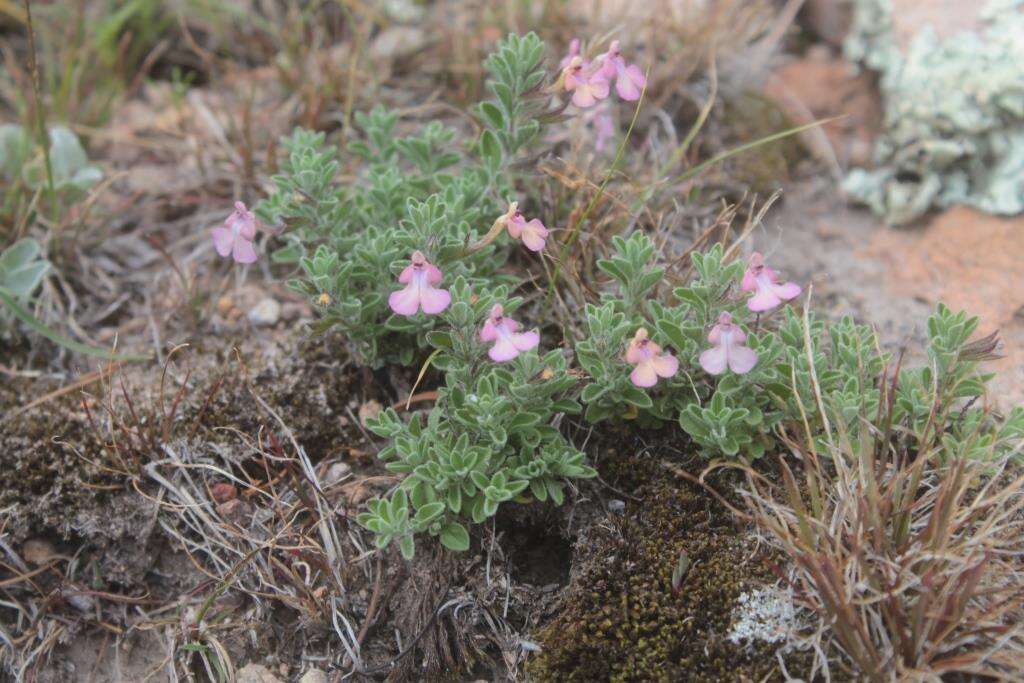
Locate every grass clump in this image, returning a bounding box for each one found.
[741,312,1024,680]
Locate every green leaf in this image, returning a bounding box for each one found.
[439,522,470,552]
[1,261,49,297]
[480,129,502,169]
[399,535,415,560]
[0,288,148,360]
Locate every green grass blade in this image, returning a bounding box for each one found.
[672,115,843,184]
[0,287,148,361]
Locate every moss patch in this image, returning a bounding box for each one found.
[527,451,816,681]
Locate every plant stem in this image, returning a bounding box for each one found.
[22,0,58,225]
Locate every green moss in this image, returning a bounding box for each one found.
[528,453,817,682]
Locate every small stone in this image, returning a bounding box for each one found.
[216,296,234,316]
[210,482,237,504]
[358,399,382,426]
[299,669,328,683]
[323,462,352,485]
[237,664,283,683]
[22,538,57,566]
[248,298,282,327]
[370,26,427,61]
[607,499,625,513]
[216,498,251,525]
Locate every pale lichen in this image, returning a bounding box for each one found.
[843,0,1024,225]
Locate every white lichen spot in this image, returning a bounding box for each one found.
[728,586,797,646]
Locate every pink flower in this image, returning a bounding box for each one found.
[625,328,678,388]
[562,56,610,108]
[499,202,549,252]
[741,252,802,312]
[596,40,646,101]
[559,38,582,70]
[698,312,758,375]
[212,201,258,264]
[480,304,539,362]
[388,250,451,316]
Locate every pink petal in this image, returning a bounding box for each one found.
[590,78,610,100]
[480,319,499,342]
[772,281,802,302]
[630,360,658,388]
[397,264,416,284]
[501,317,521,334]
[699,346,728,375]
[599,56,619,80]
[747,288,782,312]
[512,330,539,352]
[651,353,678,379]
[615,64,645,101]
[418,286,451,315]
[521,222,548,252]
[625,343,645,365]
[572,87,598,108]
[232,237,258,264]
[506,215,525,239]
[212,227,234,257]
[424,263,444,285]
[389,285,421,316]
[741,270,758,292]
[727,345,758,374]
[489,338,520,362]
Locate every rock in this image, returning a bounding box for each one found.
[370,26,427,61]
[248,298,282,327]
[861,207,1024,332]
[299,669,329,683]
[210,482,237,504]
[860,206,1024,407]
[358,399,382,427]
[890,0,985,50]
[763,48,881,167]
[237,664,283,683]
[323,461,352,486]
[216,295,234,316]
[22,538,57,566]
[216,498,252,525]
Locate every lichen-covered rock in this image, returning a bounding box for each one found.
[843,0,1024,225]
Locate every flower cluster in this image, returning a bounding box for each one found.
[383,201,548,362]
[560,39,646,108]
[622,251,800,387]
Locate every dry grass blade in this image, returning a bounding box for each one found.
[739,323,1024,681]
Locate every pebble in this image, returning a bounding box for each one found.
[248,298,282,327]
[299,669,328,683]
[323,461,352,485]
[237,664,283,683]
[22,538,57,566]
[210,482,237,504]
[358,399,383,426]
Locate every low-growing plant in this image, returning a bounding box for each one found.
[258,32,557,366]
[215,33,1022,570]
[359,280,594,558]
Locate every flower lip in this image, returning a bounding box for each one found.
[625,327,678,387]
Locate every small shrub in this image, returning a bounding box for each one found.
[359,280,594,558]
